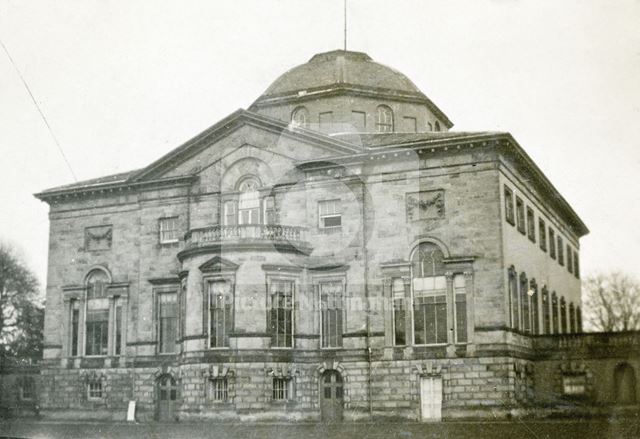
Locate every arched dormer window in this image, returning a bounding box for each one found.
[434,121,441,132]
[411,243,447,344]
[376,105,394,133]
[291,106,310,128]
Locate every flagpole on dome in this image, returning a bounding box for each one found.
[344,0,347,51]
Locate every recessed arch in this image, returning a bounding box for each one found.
[614,363,637,405]
[407,237,451,260]
[291,106,310,128]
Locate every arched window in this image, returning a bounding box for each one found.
[376,105,394,133]
[508,267,519,330]
[427,122,433,131]
[86,269,109,299]
[520,273,529,333]
[237,177,261,225]
[291,106,310,128]
[552,292,559,334]
[411,243,446,344]
[85,269,110,356]
[530,279,539,334]
[542,287,550,334]
[434,121,441,132]
[560,297,568,333]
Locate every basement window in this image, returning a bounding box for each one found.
[562,374,587,396]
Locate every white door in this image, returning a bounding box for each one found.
[420,376,442,421]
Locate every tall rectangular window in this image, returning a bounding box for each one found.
[114,297,123,356]
[530,282,539,335]
[504,186,515,226]
[454,274,467,344]
[159,217,179,243]
[320,281,344,348]
[557,236,564,266]
[318,199,342,229]
[526,207,536,242]
[263,196,276,225]
[552,293,559,334]
[508,269,519,330]
[520,274,530,333]
[158,293,178,353]
[209,281,233,348]
[574,251,580,278]
[560,297,568,333]
[542,288,550,334]
[515,196,525,234]
[549,228,556,260]
[392,278,406,345]
[224,200,237,226]
[567,245,573,274]
[70,300,80,356]
[268,280,294,348]
[539,218,547,251]
[413,275,447,344]
[85,299,109,356]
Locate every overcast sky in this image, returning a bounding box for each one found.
[1,0,639,288]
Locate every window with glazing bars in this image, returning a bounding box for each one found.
[158,293,177,353]
[268,280,294,348]
[318,200,342,229]
[454,274,467,343]
[392,278,406,345]
[209,281,232,348]
[209,378,228,401]
[321,281,343,348]
[159,217,179,243]
[272,377,292,401]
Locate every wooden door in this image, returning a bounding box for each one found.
[321,370,344,422]
[157,374,177,421]
[420,376,442,421]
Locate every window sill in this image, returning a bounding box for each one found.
[318,227,342,234]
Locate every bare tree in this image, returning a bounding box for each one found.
[582,272,640,332]
[0,242,43,364]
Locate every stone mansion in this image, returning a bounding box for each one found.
[27,50,637,421]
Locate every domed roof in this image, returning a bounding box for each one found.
[259,50,425,98]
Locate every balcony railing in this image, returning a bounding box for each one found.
[184,224,309,249]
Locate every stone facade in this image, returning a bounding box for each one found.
[30,50,637,422]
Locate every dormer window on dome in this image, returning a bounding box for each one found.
[376,105,394,133]
[291,106,309,128]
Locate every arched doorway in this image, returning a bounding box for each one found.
[321,370,343,421]
[614,363,637,405]
[156,374,178,421]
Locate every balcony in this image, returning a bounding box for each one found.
[181,224,311,257]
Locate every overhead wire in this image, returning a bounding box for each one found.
[0,36,78,181]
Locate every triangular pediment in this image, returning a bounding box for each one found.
[130,109,360,182]
[199,256,239,273]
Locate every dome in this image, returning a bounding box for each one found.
[259,50,426,99]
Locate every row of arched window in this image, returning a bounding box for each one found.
[290,105,442,133]
[508,267,582,335]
